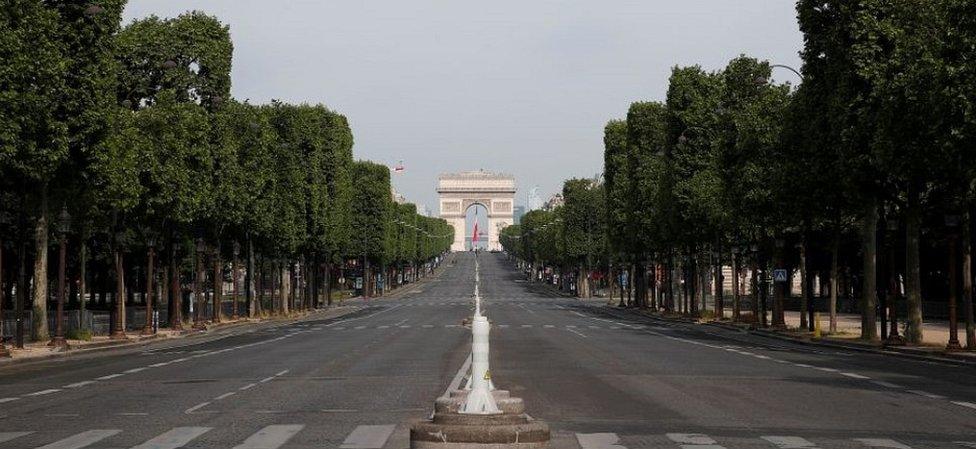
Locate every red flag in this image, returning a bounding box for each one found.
[472,222,479,242]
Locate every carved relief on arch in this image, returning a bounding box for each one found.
[441,201,461,214]
[461,199,492,213]
[492,201,512,214]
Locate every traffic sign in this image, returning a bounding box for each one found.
[773,269,788,283]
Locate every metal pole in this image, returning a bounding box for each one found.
[948,232,962,350]
[48,232,68,349]
[0,241,8,357]
[141,242,155,336]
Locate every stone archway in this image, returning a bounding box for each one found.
[437,171,516,251]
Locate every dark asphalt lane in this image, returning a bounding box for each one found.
[0,252,974,448]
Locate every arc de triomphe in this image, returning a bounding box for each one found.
[438,171,516,252]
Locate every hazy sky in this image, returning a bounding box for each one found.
[123,1,804,214]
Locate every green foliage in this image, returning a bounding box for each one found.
[115,11,232,111]
[349,161,393,262]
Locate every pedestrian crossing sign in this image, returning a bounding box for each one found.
[773,269,788,283]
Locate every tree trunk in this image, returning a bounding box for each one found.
[830,230,839,334]
[31,190,49,342]
[79,238,88,330]
[212,245,221,323]
[904,185,924,344]
[731,251,740,322]
[964,209,976,349]
[800,237,812,331]
[247,236,255,317]
[326,260,333,307]
[715,245,724,320]
[169,240,182,329]
[861,200,879,341]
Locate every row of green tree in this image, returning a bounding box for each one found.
[503,0,976,347]
[0,3,452,345]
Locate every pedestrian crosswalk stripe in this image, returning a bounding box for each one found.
[666,433,725,448]
[339,424,396,449]
[761,435,819,448]
[36,430,121,449]
[231,424,304,449]
[853,438,912,448]
[575,432,626,449]
[0,432,32,444]
[130,427,212,449]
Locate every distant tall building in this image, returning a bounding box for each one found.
[513,205,525,225]
[543,193,564,211]
[527,186,542,211]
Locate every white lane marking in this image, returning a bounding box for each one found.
[907,390,945,399]
[26,389,61,396]
[0,432,32,444]
[955,442,976,448]
[215,392,236,400]
[0,397,20,403]
[871,381,903,389]
[521,324,533,328]
[339,425,396,449]
[183,402,211,414]
[666,433,725,448]
[399,325,411,329]
[130,426,212,449]
[443,353,473,398]
[566,328,588,339]
[148,362,170,368]
[275,370,289,377]
[96,374,124,380]
[259,376,275,383]
[232,424,305,449]
[421,324,434,328]
[814,367,838,372]
[239,383,257,391]
[170,358,189,363]
[64,381,96,389]
[841,372,870,379]
[117,412,148,416]
[952,401,976,410]
[321,408,358,413]
[853,438,912,448]
[576,432,626,449]
[761,435,819,448]
[543,324,555,328]
[124,367,147,374]
[354,326,366,330]
[36,429,121,449]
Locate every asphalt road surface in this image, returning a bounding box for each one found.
[1,252,975,448]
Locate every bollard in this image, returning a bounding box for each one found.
[461,315,500,414]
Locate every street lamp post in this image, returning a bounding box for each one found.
[49,206,70,349]
[170,242,183,331]
[193,238,206,330]
[885,219,904,345]
[141,235,156,336]
[946,214,963,351]
[232,241,240,320]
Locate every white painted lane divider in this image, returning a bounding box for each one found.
[339,424,396,449]
[26,389,61,396]
[183,402,211,414]
[231,424,304,449]
[36,429,121,449]
[853,438,912,448]
[576,432,627,449]
[0,432,32,444]
[129,427,212,449]
[761,435,819,448]
[666,433,726,448]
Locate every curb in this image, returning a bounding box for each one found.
[598,305,976,368]
[0,305,351,367]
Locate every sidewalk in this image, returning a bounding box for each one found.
[781,310,965,347]
[0,306,352,366]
